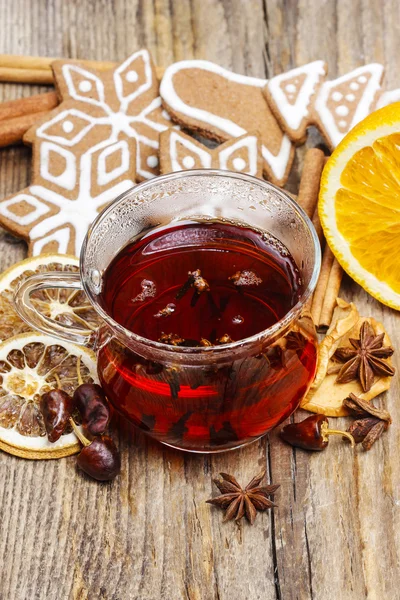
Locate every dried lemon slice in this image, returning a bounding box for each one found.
[0,332,98,459]
[0,253,100,342]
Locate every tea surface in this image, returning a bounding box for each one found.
[100,221,302,344]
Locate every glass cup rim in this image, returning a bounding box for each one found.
[80,169,321,358]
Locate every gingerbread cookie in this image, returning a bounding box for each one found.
[159,60,294,186]
[265,62,385,149]
[159,130,263,177]
[0,50,172,256]
[264,61,327,144]
[313,64,384,148]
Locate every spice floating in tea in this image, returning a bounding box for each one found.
[154,303,176,318]
[207,469,280,525]
[99,222,302,347]
[158,332,185,346]
[176,269,210,301]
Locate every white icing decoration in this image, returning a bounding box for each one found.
[1,50,177,255]
[147,155,158,168]
[218,135,258,176]
[338,120,347,127]
[358,75,367,83]
[350,82,359,91]
[266,61,326,132]
[40,142,77,191]
[62,65,106,107]
[97,141,130,186]
[182,156,195,168]
[232,157,246,171]
[261,136,292,181]
[32,227,71,255]
[60,51,169,179]
[79,80,92,92]
[126,70,139,83]
[114,49,152,110]
[29,138,134,255]
[314,64,384,146]
[376,89,400,109]
[37,109,95,147]
[335,105,349,117]
[0,194,50,226]
[332,91,343,101]
[160,59,293,181]
[62,120,74,133]
[345,93,356,102]
[162,109,171,121]
[168,131,212,171]
[285,83,297,93]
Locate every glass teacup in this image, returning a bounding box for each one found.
[14,170,321,453]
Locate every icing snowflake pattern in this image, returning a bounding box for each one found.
[0,50,172,256]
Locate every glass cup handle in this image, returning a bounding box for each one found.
[13,272,95,346]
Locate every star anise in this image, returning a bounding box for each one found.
[333,321,395,392]
[206,470,279,525]
[343,392,391,451]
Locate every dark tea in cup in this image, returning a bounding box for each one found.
[97,219,318,451]
[14,171,320,453]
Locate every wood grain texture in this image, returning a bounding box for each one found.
[0,1,400,599]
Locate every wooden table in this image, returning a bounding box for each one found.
[1,2,399,598]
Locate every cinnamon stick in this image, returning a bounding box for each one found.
[296,148,326,313]
[310,246,335,327]
[0,92,58,122]
[0,111,49,147]
[0,67,54,85]
[318,258,344,331]
[297,148,326,218]
[311,203,324,247]
[0,55,165,85]
[0,54,116,71]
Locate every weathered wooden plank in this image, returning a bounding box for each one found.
[0,1,399,599]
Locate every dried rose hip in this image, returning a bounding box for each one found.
[40,389,75,443]
[73,383,110,435]
[77,436,121,481]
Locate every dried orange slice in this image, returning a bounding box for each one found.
[0,332,98,459]
[319,104,400,310]
[0,254,100,342]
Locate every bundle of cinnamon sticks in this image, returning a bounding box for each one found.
[297,148,343,331]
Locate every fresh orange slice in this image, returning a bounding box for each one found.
[0,254,100,341]
[319,104,400,310]
[0,332,98,459]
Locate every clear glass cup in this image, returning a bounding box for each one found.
[14,170,321,453]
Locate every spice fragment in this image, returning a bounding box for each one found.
[176,269,210,300]
[343,392,391,450]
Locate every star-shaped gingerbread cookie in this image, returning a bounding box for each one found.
[0,49,172,256]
